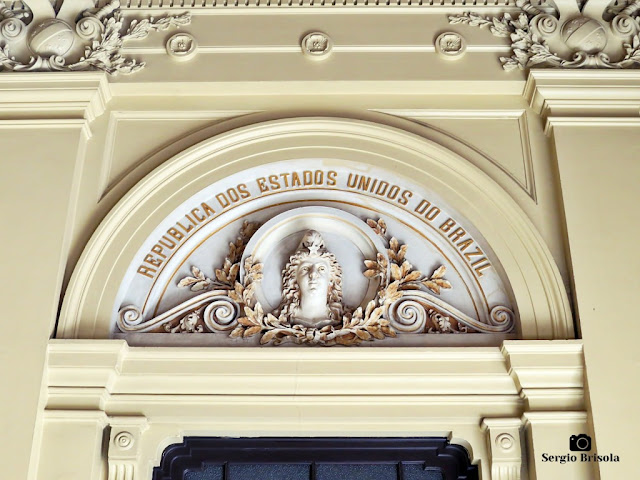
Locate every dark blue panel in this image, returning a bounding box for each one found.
[184,464,223,480]
[403,463,445,480]
[228,464,310,479]
[153,437,478,480]
[316,463,397,480]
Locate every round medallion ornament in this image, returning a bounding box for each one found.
[114,431,134,450]
[435,32,466,59]
[561,16,607,53]
[496,433,515,451]
[166,33,198,61]
[301,32,332,59]
[28,19,75,57]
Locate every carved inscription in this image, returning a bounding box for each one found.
[137,168,493,279]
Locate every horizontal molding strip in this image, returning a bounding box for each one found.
[121,45,512,54]
[119,0,521,9]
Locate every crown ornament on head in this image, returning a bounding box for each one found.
[298,230,326,256]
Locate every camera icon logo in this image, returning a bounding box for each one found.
[569,434,591,452]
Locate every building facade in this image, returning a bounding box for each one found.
[0,0,638,478]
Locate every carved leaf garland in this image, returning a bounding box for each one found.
[178,221,260,292]
[151,216,504,343]
[449,0,640,70]
[0,1,191,74]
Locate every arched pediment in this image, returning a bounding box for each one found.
[59,117,572,342]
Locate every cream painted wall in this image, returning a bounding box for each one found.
[549,121,640,479]
[0,67,637,480]
[0,123,89,479]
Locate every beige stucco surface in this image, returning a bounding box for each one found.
[0,10,637,478]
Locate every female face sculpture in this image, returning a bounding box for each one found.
[296,257,331,300]
[280,230,343,328]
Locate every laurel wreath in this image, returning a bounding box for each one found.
[170,218,455,345]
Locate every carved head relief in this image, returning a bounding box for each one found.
[280,230,343,328]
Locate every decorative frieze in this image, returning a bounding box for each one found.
[450,0,640,70]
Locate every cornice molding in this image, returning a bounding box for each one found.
[119,0,518,11]
[47,339,584,410]
[0,72,111,125]
[524,70,640,134]
[502,340,584,410]
[522,411,588,426]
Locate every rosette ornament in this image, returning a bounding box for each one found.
[449,0,640,70]
[0,0,190,74]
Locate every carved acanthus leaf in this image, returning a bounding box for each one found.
[0,0,191,74]
[122,216,515,342]
[178,221,260,292]
[449,0,640,70]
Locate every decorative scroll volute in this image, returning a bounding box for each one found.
[0,0,190,74]
[117,208,515,346]
[450,0,640,70]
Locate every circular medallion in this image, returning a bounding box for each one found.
[435,32,466,59]
[166,33,198,61]
[301,32,333,59]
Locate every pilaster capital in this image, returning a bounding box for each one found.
[524,70,640,134]
[108,416,149,480]
[481,417,524,480]
[0,72,111,131]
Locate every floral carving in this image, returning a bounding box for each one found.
[164,312,203,333]
[119,216,515,343]
[449,0,640,70]
[178,221,259,292]
[0,0,190,74]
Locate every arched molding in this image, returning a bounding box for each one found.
[59,117,572,339]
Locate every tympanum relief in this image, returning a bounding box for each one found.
[115,161,516,347]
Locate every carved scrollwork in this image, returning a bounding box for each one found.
[119,217,516,344]
[531,14,559,36]
[489,305,516,329]
[612,14,640,37]
[0,18,24,40]
[387,296,427,333]
[118,305,144,330]
[75,16,104,40]
[0,0,191,74]
[203,299,239,331]
[449,0,640,70]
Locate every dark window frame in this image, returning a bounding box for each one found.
[152,437,479,480]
